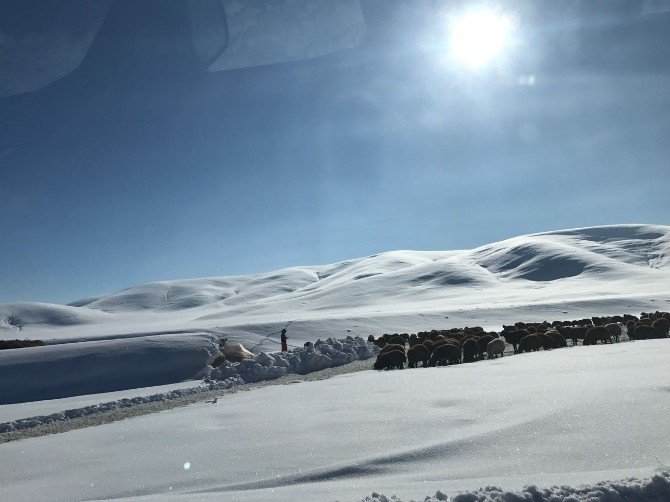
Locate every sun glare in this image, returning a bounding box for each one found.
[449,9,515,70]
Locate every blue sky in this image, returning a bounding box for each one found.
[1,0,669,304]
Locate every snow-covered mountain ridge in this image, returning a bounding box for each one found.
[1,224,668,345]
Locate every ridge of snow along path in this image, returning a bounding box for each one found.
[1,339,668,501]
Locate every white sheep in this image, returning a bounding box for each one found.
[221,341,254,362]
[487,338,506,359]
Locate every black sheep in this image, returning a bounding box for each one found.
[476,335,495,358]
[632,325,665,340]
[501,329,528,354]
[652,318,669,336]
[462,338,479,363]
[584,326,611,345]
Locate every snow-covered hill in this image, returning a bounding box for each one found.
[1,224,668,400]
[2,224,668,338]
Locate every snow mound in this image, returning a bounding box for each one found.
[207,336,378,384]
[0,333,220,404]
[362,471,670,502]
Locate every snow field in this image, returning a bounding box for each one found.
[1,339,668,501]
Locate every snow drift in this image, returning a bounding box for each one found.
[0,333,220,404]
[208,336,378,384]
[363,471,670,502]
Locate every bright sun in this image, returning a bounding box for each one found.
[449,9,515,70]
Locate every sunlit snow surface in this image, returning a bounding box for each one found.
[0,340,669,501]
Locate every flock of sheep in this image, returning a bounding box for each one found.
[371,310,670,371]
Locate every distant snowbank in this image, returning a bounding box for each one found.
[207,336,379,384]
[363,471,670,502]
[0,337,377,434]
[0,333,220,405]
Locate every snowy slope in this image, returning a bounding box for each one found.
[1,224,667,337]
[1,339,668,501]
[1,224,668,401]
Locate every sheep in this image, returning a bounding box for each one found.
[379,343,406,355]
[476,335,495,358]
[546,329,567,348]
[583,326,611,345]
[652,318,669,336]
[487,338,506,358]
[604,323,622,343]
[462,338,479,363]
[501,329,528,353]
[429,343,461,366]
[407,344,430,368]
[539,333,556,350]
[518,334,542,353]
[389,335,406,346]
[632,325,665,340]
[557,326,588,346]
[220,341,254,362]
[373,349,406,370]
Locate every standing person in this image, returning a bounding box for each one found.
[280,329,288,352]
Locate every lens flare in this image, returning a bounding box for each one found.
[449,9,515,69]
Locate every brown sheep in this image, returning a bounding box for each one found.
[379,343,406,355]
[407,344,430,368]
[546,330,567,348]
[462,338,479,363]
[389,335,406,346]
[518,334,542,353]
[373,349,406,370]
[429,343,461,366]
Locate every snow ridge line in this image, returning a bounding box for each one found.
[0,336,377,435]
[362,470,670,502]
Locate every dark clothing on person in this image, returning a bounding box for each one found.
[280,329,288,352]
